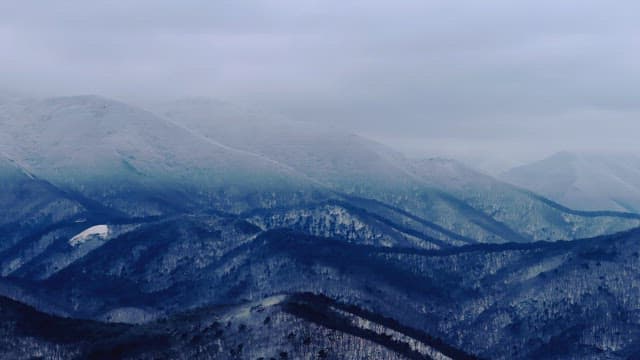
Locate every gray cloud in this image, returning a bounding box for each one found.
[1,1,639,168]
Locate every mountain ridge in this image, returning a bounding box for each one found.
[502,151,640,213]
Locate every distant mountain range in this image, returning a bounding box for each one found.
[2,95,640,359]
[502,151,640,213]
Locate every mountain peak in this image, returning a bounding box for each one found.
[502,151,640,212]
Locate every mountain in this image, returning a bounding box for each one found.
[2,95,637,248]
[0,155,92,254]
[0,292,476,360]
[0,96,327,217]
[159,98,640,243]
[501,152,640,213]
[4,95,640,359]
[3,220,640,359]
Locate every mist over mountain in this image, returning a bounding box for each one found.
[0,96,326,217]
[502,152,640,213]
[1,93,640,359]
[3,1,640,358]
[158,98,639,244]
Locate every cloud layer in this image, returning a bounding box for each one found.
[2,1,639,166]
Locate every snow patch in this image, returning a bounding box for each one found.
[101,307,155,324]
[69,225,109,246]
[259,294,287,307]
[222,295,287,321]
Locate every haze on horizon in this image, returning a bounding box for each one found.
[2,0,639,171]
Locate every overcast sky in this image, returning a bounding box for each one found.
[1,1,639,171]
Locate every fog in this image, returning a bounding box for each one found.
[2,1,639,171]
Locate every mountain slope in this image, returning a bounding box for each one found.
[0,155,94,254]
[0,293,476,360]
[159,99,640,243]
[0,96,324,217]
[501,152,640,213]
[4,224,640,359]
[409,157,640,242]
[2,95,637,247]
[4,95,640,359]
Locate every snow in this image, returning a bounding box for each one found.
[159,97,412,188]
[222,294,287,321]
[0,95,308,194]
[69,225,109,246]
[502,152,640,212]
[259,294,287,307]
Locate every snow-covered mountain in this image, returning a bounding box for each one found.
[159,98,640,243]
[4,220,640,359]
[0,95,322,216]
[158,98,410,192]
[2,95,638,248]
[501,151,640,213]
[0,155,88,253]
[4,95,640,359]
[0,292,475,360]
